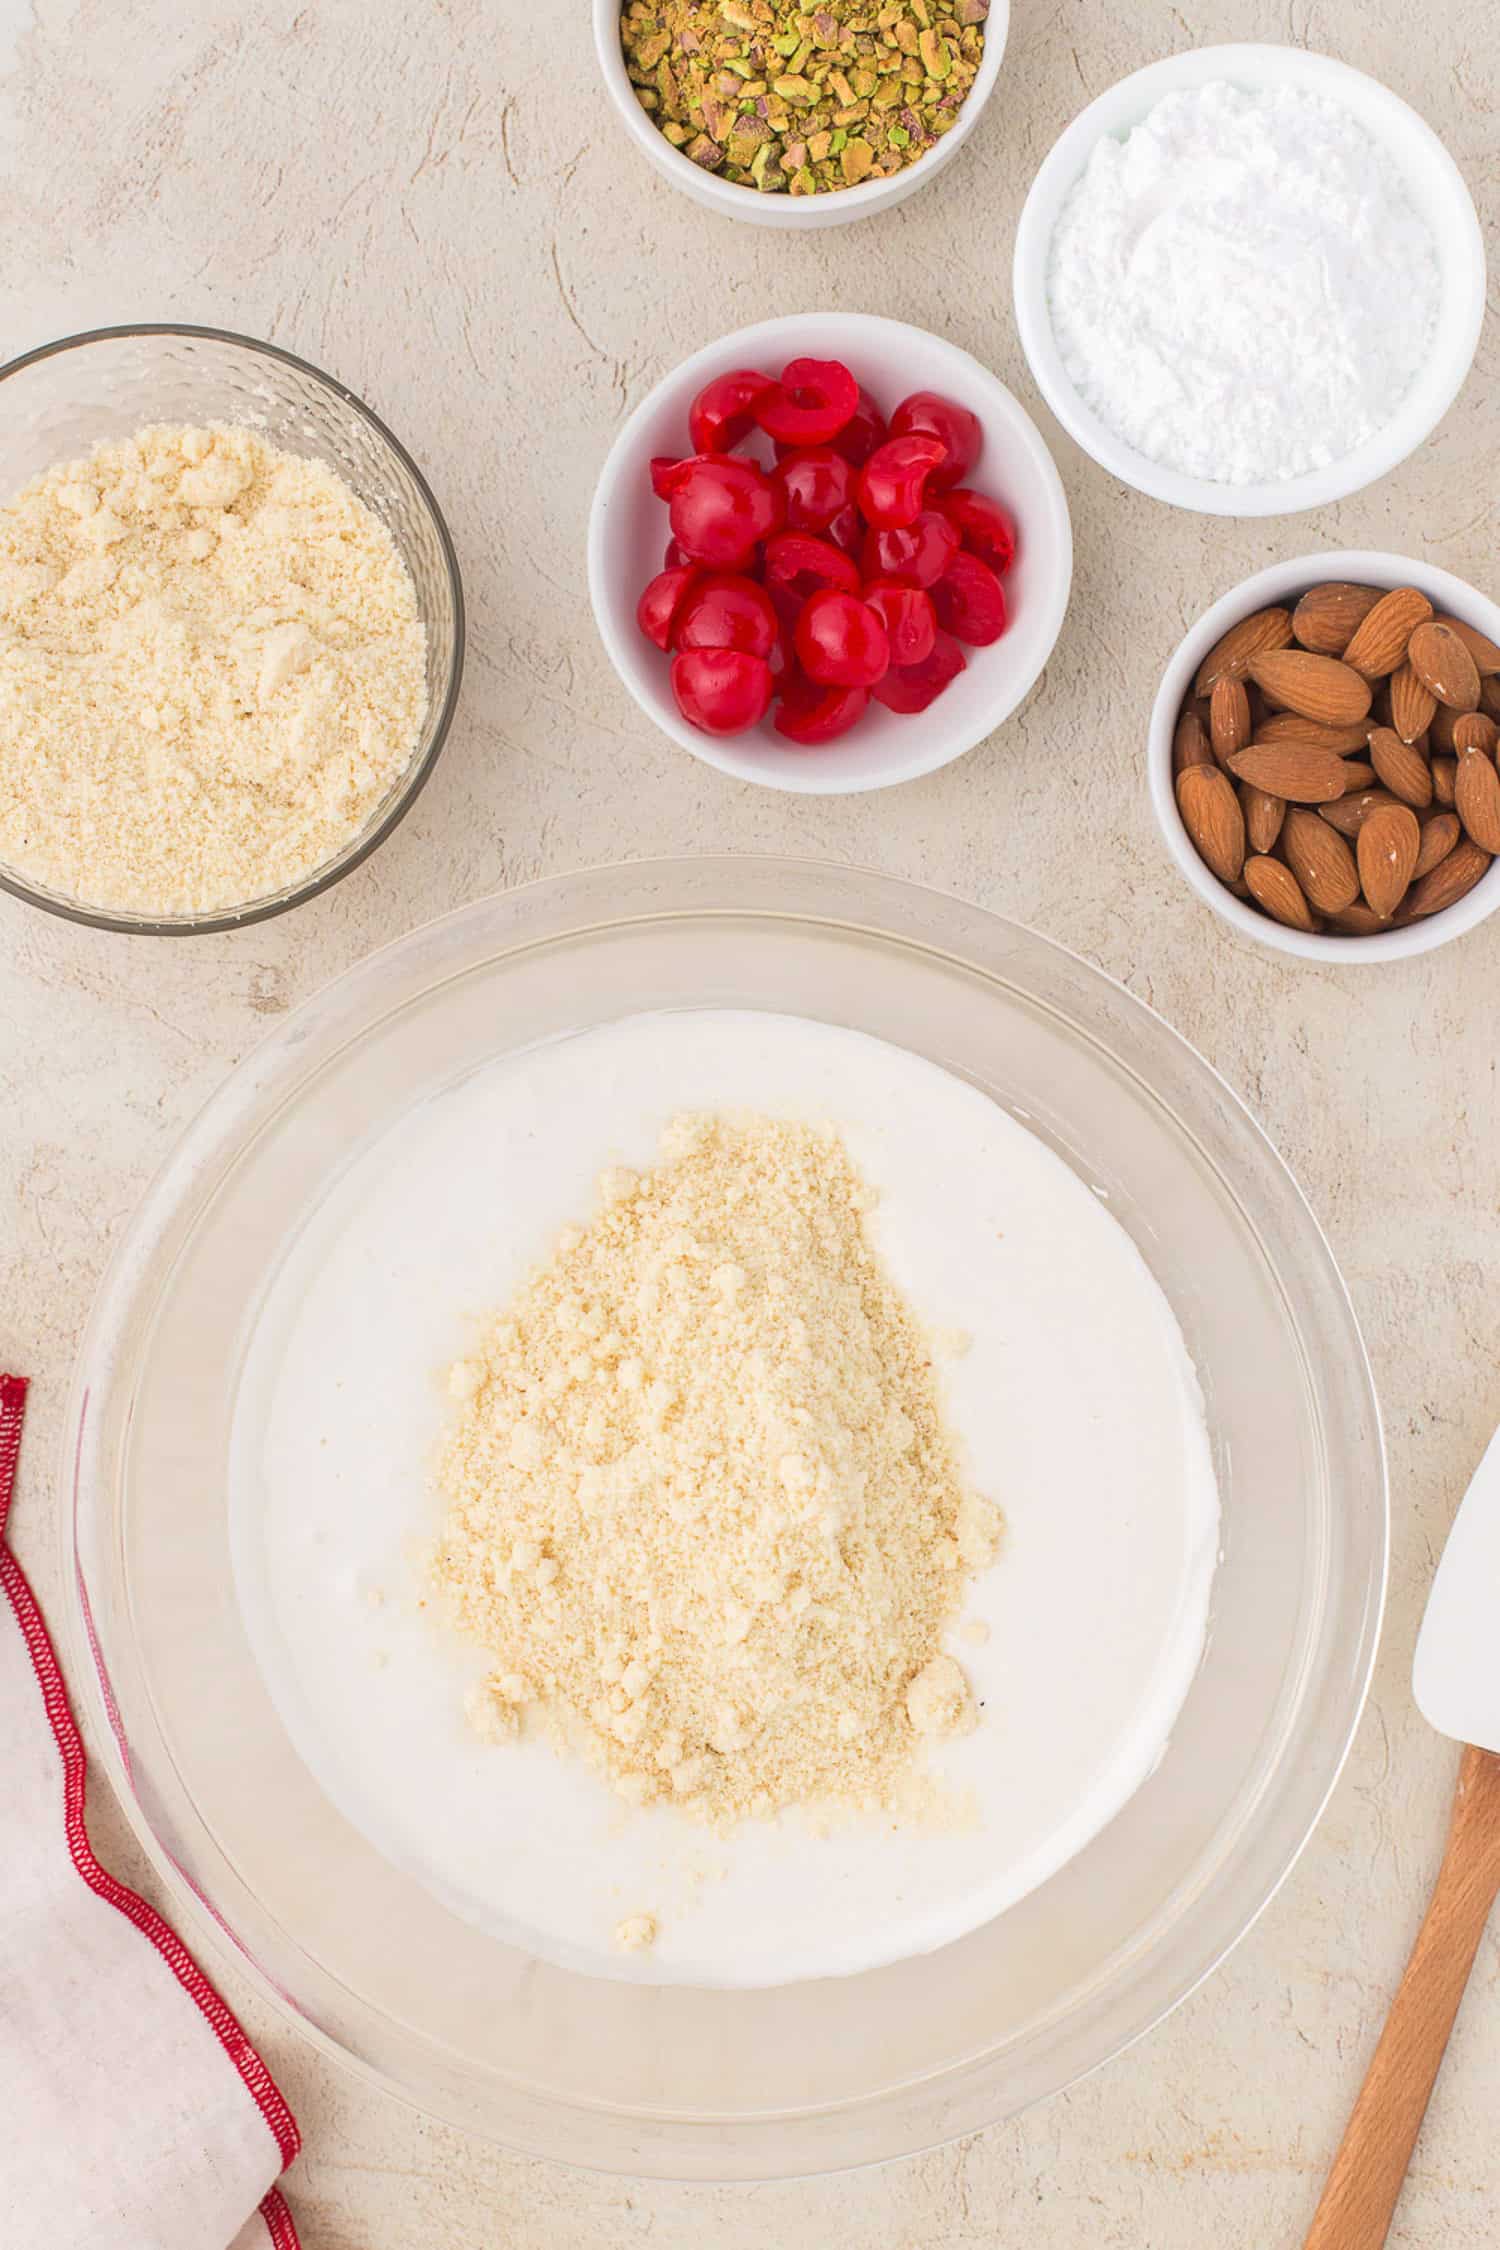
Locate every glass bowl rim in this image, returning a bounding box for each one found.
[0,321,466,936]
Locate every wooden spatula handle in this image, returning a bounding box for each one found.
[1304,1745,1500,2250]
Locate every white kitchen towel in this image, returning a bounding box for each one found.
[0,1375,302,2249]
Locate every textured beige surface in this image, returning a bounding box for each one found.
[2,1,1498,2243]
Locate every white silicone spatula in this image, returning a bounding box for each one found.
[1303,1425,1500,2249]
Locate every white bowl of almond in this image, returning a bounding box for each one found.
[1150,553,1500,963]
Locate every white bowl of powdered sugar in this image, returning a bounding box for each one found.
[1012,46,1485,516]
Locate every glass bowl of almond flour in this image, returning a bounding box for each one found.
[64,858,1386,2178]
[0,326,464,931]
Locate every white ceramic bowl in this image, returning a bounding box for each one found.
[1150,551,1500,964]
[1012,45,1486,517]
[588,312,1072,794]
[594,0,1009,229]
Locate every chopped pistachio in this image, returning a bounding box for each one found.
[620,0,983,194]
[726,113,772,163]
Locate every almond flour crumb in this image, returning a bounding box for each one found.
[905,1653,974,1737]
[0,422,427,915]
[432,1112,1003,1829]
[614,1913,658,1953]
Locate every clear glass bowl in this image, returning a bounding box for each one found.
[63,859,1386,2179]
[0,325,464,933]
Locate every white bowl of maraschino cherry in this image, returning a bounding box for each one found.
[588,312,1073,794]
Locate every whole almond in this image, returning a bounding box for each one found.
[1389,662,1438,744]
[1455,749,1500,854]
[1227,744,1347,804]
[1245,855,1318,932]
[1342,586,1433,678]
[1432,755,1458,807]
[1408,620,1482,712]
[1209,675,1252,766]
[1412,811,1461,880]
[1282,808,1360,914]
[1403,837,1493,921]
[1357,803,1421,919]
[1192,607,1293,700]
[1254,712,1374,755]
[1173,707,1213,774]
[1291,583,1382,656]
[1326,902,1391,936]
[1483,677,1500,721]
[1247,650,1372,728]
[1319,788,1404,838]
[1434,616,1500,676]
[1367,727,1433,809]
[1240,783,1285,855]
[1452,711,1499,757]
[1338,760,1377,793]
[1429,703,1464,754]
[1176,765,1246,886]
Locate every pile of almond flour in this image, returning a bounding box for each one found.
[0,422,427,915]
[433,1111,1001,1829]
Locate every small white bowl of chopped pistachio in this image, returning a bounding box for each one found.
[596,0,1008,226]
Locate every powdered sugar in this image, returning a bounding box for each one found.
[1046,81,1441,486]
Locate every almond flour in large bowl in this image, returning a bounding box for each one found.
[229,1009,1220,1986]
[0,326,464,932]
[66,860,1386,2177]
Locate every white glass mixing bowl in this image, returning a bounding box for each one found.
[64,858,1385,2179]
